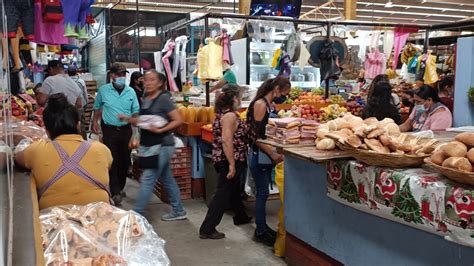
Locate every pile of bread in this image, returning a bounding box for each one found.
[315,114,436,156]
[41,202,168,266]
[430,132,474,172]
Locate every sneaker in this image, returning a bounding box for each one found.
[253,230,276,247]
[265,225,277,238]
[199,230,226,240]
[161,211,187,221]
[233,215,252,226]
[112,194,123,206]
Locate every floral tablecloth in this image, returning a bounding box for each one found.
[326,160,474,248]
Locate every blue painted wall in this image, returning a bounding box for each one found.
[453,37,474,127]
[284,156,474,266]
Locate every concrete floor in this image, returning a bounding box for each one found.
[121,180,286,266]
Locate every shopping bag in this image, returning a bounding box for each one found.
[274,161,286,257]
[424,54,439,85]
[206,39,224,80]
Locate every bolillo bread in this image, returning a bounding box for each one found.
[454,132,474,147]
[316,138,336,150]
[442,141,468,158]
[442,157,472,172]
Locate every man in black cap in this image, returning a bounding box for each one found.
[93,63,140,205]
[36,60,83,108]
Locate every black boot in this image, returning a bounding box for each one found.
[253,230,276,247]
[233,215,252,226]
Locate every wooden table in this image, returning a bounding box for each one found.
[257,139,315,154]
[284,146,352,163]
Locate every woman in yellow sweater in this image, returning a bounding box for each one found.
[15,93,113,210]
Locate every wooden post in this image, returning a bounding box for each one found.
[344,0,357,20]
[239,0,251,15]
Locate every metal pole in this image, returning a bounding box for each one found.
[135,0,141,71]
[325,22,331,99]
[204,17,210,107]
[423,29,430,53]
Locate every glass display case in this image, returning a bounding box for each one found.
[247,19,320,89]
[249,41,320,89]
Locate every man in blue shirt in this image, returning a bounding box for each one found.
[92,63,139,206]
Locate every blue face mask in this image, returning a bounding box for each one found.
[114,77,126,86]
[415,104,426,113]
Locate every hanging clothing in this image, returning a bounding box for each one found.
[220,29,234,66]
[5,0,35,40]
[278,52,291,78]
[408,52,420,74]
[34,1,69,45]
[162,39,179,92]
[369,30,381,50]
[319,40,341,80]
[357,31,370,61]
[154,51,164,73]
[392,27,418,70]
[383,30,394,59]
[172,36,188,82]
[364,49,387,80]
[60,0,94,27]
[416,53,428,82]
[272,48,281,68]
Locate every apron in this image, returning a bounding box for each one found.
[38,141,112,203]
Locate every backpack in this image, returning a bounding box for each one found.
[42,0,64,23]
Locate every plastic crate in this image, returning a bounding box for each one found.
[201,126,213,143]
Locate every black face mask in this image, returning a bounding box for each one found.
[402,98,412,107]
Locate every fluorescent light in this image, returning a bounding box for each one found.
[385,1,394,8]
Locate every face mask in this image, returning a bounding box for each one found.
[415,104,426,113]
[402,98,411,107]
[114,77,126,86]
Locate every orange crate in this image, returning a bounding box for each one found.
[201,127,213,143]
[176,122,206,136]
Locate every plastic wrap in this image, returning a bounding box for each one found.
[40,202,170,266]
[137,115,168,130]
[0,119,47,146]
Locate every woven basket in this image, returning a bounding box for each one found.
[424,158,474,185]
[337,142,429,168]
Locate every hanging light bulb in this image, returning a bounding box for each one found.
[385,1,394,8]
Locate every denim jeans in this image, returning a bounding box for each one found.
[134,146,185,214]
[249,151,272,235]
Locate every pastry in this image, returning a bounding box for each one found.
[378,134,392,147]
[383,123,401,137]
[92,255,127,266]
[442,157,472,172]
[379,118,395,127]
[363,125,378,135]
[363,117,379,126]
[345,134,362,148]
[364,138,390,153]
[354,126,367,138]
[367,128,386,139]
[316,128,330,139]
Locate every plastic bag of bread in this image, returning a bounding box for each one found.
[43,221,127,265]
[40,202,170,266]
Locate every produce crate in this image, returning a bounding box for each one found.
[154,175,192,203]
[176,122,206,136]
[275,102,345,111]
[201,126,213,143]
[85,80,98,95]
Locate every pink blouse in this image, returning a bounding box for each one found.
[409,105,452,131]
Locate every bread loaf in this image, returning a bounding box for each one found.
[467,148,474,164]
[317,128,330,139]
[442,157,472,172]
[454,132,474,147]
[379,118,395,127]
[443,141,468,157]
[316,138,336,150]
[367,128,386,139]
[379,134,392,146]
[345,134,362,148]
[430,151,447,165]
